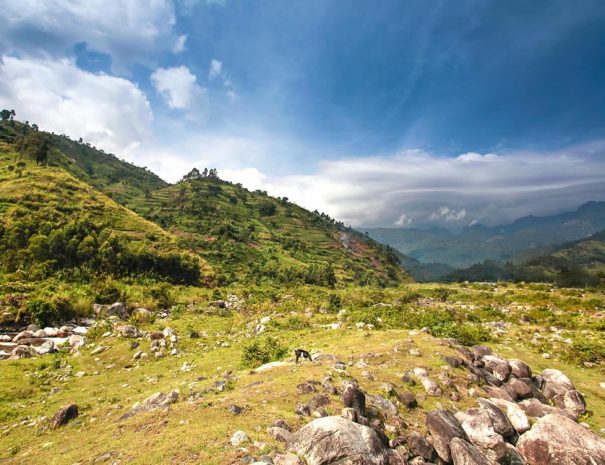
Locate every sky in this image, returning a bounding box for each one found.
[0,0,604,228]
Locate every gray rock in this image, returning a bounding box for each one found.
[371,395,398,418]
[119,325,141,338]
[35,340,56,355]
[517,414,605,465]
[267,426,293,444]
[508,359,532,379]
[231,430,251,447]
[289,416,389,465]
[482,386,514,402]
[119,390,179,420]
[297,382,317,395]
[449,438,494,465]
[396,391,417,409]
[482,355,511,383]
[271,452,305,465]
[426,409,468,463]
[506,378,532,400]
[455,408,506,461]
[407,431,435,461]
[51,403,79,428]
[476,399,515,437]
[472,345,493,359]
[541,369,574,400]
[484,399,530,434]
[559,390,586,419]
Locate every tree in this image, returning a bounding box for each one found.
[31,124,39,131]
[9,109,15,121]
[15,132,51,165]
[0,109,10,121]
[181,168,202,182]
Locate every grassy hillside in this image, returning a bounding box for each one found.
[1,282,604,464]
[128,171,409,286]
[0,121,168,205]
[0,141,212,290]
[445,231,605,286]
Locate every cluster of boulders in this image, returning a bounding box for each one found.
[232,344,605,465]
[0,322,90,360]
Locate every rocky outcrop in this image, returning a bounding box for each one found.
[289,416,389,465]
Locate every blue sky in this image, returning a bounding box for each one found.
[1,0,605,227]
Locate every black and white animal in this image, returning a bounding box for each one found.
[294,348,312,364]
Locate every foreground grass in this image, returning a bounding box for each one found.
[1,282,604,464]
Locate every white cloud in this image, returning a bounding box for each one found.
[429,206,467,222]
[252,146,605,228]
[173,34,187,53]
[0,0,180,71]
[0,55,152,156]
[394,213,412,227]
[219,168,268,191]
[208,59,223,80]
[151,66,206,112]
[226,90,237,102]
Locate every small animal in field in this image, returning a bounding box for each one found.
[294,348,312,364]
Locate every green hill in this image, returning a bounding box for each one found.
[0,120,408,288]
[128,169,408,286]
[445,230,605,286]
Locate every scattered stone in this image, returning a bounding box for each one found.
[485,398,530,433]
[267,426,293,444]
[271,452,304,465]
[342,383,366,419]
[297,382,317,395]
[228,405,243,415]
[231,430,251,447]
[106,302,129,319]
[50,404,79,428]
[449,437,493,465]
[396,391,417,409]
[35,340,56,355]
[508,359,532,379]
[407,432,436,461]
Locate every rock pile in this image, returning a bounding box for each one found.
[242,343,605,465]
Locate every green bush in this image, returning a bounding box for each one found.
[241,336,288,368]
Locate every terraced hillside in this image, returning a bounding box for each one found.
[127,172,408,286]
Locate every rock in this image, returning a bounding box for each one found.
[33,329,47,338]
[50,403,79,428]
[231,430,251,447]
[472,345,492,359]
[271,452,305,465]
[106,302,129,319]
[13,330,33,342]
[396,391,417,409]
[386,449,408,465]
[558,390,586,419]
[90,346,107,355]
[295,403,311,416]
[11,345,36,359]
[342,408,357,422]
[407,432,436,461]
[272,419,292,432]
[119,325,140,338]
[342,383,366,418]
[371,395,398,418]
[35,340,56,355]
[119,390,179,420]
[132,307,152,321]
[476,399,515,437]
[68,334,85,351]
[297,382,317,395]
[541,369,574,400]
[419,376,442,397]
[508,359,532,379]
[267,426,293,444]
[455,408,506,461]
[517,414,605,465]
[310,394,331,409]
[426,409,469,463]
[449,437,493,465]
[443,355,465,368]
[485,399,530,433]
[228,405,243,415]
[289,416,389,465]
[506,378,532,400]
[502,443,526,465]
[482,355,511,382]
[482,386,514,402]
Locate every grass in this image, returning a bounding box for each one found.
[1,282,604,464]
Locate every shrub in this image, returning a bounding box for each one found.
[241,336,288,368]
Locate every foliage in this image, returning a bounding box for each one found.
[241,335,289,368]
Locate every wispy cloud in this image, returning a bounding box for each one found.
[151,66,206,118]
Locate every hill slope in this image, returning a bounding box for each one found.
[0,141,211,285]
[129,171,409,286]
[445,230,605,286]
[0,120,408,287]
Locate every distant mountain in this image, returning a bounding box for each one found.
[444,230,605,287]
[366,201,605,269]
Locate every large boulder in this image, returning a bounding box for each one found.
[540,369,574,400]
[517,414,605,465]
[426,409,468,463]
[289,416,389,465]
[556,390,586,419]
[508,359,532,379]
[104,302,129,319]
[484,398,530,433]
[476,399,515,437]
[51,403,79,428]
[482,356,511,383]
[449,438,495,465]
[455,408,506,461]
